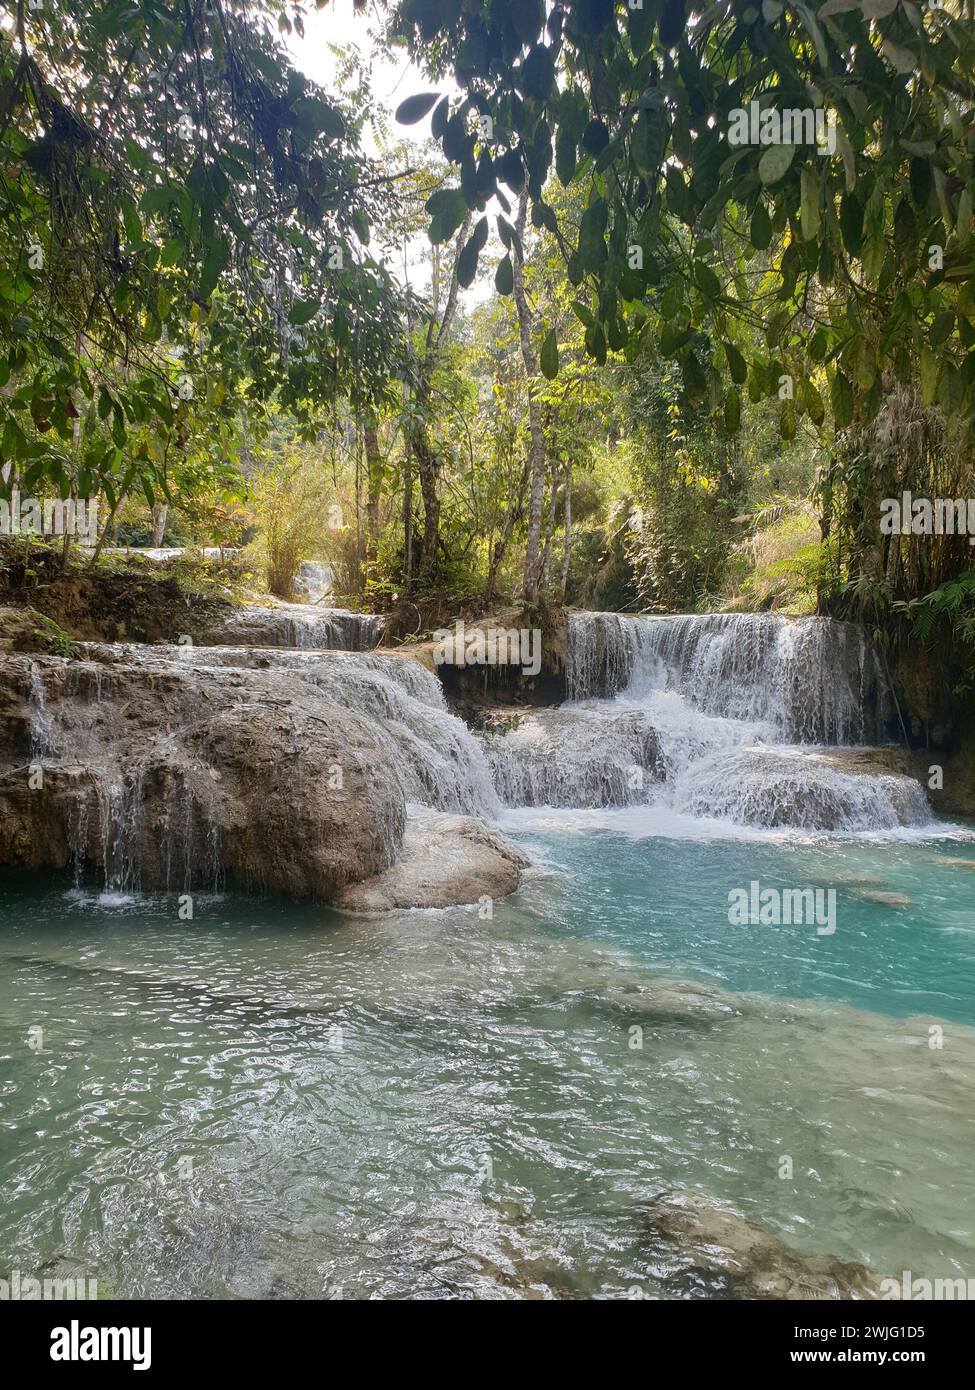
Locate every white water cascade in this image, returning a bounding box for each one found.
[293,561,334,605]
[205,602,385,651]
[78,642,500,821]
[5,639,500,898]
[487,612,932,833]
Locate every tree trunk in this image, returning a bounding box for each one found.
[539,463,561,590]
[486,455,530,601]
[412,419,440,584]
[818,454,835,611]
[560,460,572,602]
[150,502,168,548]
[364,421,382,551]
[402,433,414,594]
[512,191,546,603]
[410,212,471,590]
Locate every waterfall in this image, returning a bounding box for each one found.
[79,642,500,820]
[9,638,497,896]
[485,706,663,809]
[195,646,500,816]
[671,748,931,831]
[294,561,334,605]
[205,603,385,651]
[488,611,931,832]
[27,660,56,758]
[566,612,890,743]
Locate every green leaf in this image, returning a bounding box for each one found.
[121,201,142,245]
[831,370,854,428]
[351,209,370,246]
[930,312,955,348]
[495,254,513,295]
[520,43,555,101]
[578,198,608,273]
[881,39,916,74]
[840,193,864,257]
[659,0,686,48]
[199,236,229,301]
[289,298,319,327]
[426,188,468,243]
[139,185,178,215]
[540,328,559,380]
[457,217,488,288]
[632,110,663,178]
[750,202,773,250]
[725,342,748,385]
[1,417,26,459]
[556,128,576,186]
[395,93,440,125]
[695,262,722,300]
[582,119,609,158]
[293,97,345,141]
[800,166,821,242]
[724,387,741,434]
[759,144,796,185]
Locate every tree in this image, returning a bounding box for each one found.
[390,0,975,439]
[0,0,412,554]
[511,192,547,600]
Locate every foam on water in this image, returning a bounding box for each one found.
[488,612,934,834]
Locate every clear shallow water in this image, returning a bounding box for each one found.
[2,822,975,1300]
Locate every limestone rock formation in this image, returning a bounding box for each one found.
[484,705,664,808]
[201,601,383,651]
[0,650,405,899]
[0,637,526,906]
[332,809,530,912]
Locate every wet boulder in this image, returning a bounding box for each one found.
[0,651,405,900]
[333,809,530,912]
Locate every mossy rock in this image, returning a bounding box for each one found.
[0,606,74,657]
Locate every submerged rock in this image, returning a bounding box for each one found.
[333,809,529,912]
[642,1191,878,1299]
[851,889,916,909]
[582,975,745,1027]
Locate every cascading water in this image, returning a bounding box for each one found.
[293,561,334,605]
[76,641,500,821]
[27,659,56,758]
[205,602,385,651]
[169,645,500,817]
[566,611,890,743]
[488,612,931,833]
